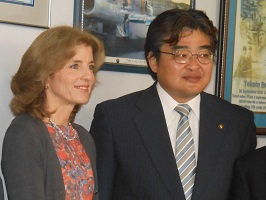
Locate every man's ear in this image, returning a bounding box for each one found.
[147,52,158,73]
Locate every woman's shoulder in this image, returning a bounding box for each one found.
[4,114,47,143]
[9,113,43,126]
[72,123,92,140]
[72,123,88,134]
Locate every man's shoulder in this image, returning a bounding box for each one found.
[236,146,266,170]
[99,84,155,107]
[201,92,253,114]
[241,146,266,161]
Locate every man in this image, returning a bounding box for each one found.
[90,9,257,200]
[230,146,266,200]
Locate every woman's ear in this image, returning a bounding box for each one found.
[44,77,50,90]
[147,52,158,73]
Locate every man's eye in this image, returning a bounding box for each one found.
[177,53,188,58]
[199,53,210,58]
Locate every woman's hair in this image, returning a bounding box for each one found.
[10,26,105,122]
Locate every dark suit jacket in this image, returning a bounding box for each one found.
[230,146,266,200]
[0,177,4,200]
[1,114,98,200]
[90,83,257,200]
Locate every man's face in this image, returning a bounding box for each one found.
[259,30,266,46]
[148,30,213,103]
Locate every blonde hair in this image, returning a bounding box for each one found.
[10,26,105,121]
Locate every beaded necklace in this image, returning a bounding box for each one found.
[48,118,78,141]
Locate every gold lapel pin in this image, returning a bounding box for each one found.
[218,123,224,129]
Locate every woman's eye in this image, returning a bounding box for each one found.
[89,65,95,71]
[70,64,79,69]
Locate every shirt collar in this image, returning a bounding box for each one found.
[156,82,200,120]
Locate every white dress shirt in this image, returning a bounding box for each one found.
[156,83,200,161]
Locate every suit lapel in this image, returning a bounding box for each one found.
[133,83,186,200]
[192,93,230,200]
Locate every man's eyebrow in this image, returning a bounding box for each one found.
[172,46,188,51]
[200,45,212,50]
[172,45,212,51]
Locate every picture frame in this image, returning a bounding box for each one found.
[73,0,196,74]
[0,0,51,28]
[216,0,266,135]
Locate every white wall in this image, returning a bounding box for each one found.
[0,1,75,198]
[0,0,265,198]
[0,0,74,160]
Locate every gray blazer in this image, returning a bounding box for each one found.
[90,82,257,200]
[1,114,98,200]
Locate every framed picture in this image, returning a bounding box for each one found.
[74,0,196,73]
[0,0,51,28]
[216,0,266,135]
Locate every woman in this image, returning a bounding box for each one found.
[1,26,105,200]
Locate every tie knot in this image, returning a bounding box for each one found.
[175,104,191,117]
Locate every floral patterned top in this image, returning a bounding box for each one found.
[46,123,94,200]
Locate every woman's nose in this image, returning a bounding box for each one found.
[81,67,94,80]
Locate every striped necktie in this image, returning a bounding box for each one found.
[175,104,196,200]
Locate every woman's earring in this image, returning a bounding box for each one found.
[45,85,48,89]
